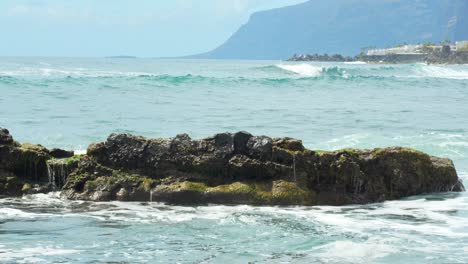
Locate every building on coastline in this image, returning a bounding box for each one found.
[287,41,468,63]
[456,41,468,51]
[366,45,423,56]
[366,43,461,56]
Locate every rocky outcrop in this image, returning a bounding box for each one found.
[425,51,468,64]
[288,53,354,62]
[287,50,468,64]
[0,128,464,205]
[65,131,464,205]
[0,128,51,195]
[0,128,77,196]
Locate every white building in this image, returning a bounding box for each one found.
[367,45,423,56]
[456,41,468,51]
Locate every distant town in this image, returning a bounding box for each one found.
[288,40,468,64]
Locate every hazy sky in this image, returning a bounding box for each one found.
[0,0,306,57]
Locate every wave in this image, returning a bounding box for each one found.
[2,190,467,234]
[267,64,350,79]
[273,63,468,80]
[0,67,153,78]
[1,187,468,262]
[0,71,332,86]
[1,64,468,85]
[344,61,367,65]
[276,64,324,77]
[414,65,468,80]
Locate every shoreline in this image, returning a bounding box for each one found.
[288,50,468,65]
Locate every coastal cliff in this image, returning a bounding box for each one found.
[198,0,468,60]
[0,128,464,205]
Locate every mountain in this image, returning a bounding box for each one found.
[197,0,468,60]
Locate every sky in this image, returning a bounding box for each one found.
[0,0,306,57]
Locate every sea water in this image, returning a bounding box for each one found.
[1,57,468,263]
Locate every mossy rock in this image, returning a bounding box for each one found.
[46,155,85,188]
[20,143,50,158]
[15,143,51,182]
[21,183,32,193]
[208,182,254,195]
[205,182,257,204]
[66,173,155,201]
[83,172,155,192]
[62,156,157,201]
[151,180,315,205]
[152,181,207,194]
[60,134,463,205]
[270,180,316,205]
[63,155,84,166]
[273,137,305,152]
[0,174,23,195]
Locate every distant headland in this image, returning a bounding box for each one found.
[105,56,137,59]
[288,41,468,64]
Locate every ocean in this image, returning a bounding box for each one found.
[1,57,468,263]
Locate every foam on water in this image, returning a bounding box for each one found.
[273,63,468,80]
[1,189,468,263]
[313,240,399,261]
[0,246,81,263]
[0,67,154,78]
[344,61,367,64]
[74,149,87,155]
[413,64,468,80]
[276,63,324,77]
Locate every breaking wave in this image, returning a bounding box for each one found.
[1,63,467,85]
[274,63,468,80]
[276,63,324,77]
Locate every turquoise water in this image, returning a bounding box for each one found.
[1,58,468,263]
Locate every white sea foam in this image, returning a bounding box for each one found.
[0,67,154,78]
[313,240,398,261]
[276,64,323,77]
[32,193,466,239]
[74,149,87,155]
[344,61,367,64]
[0,208,40,219]
[274,62,468,80]
[2,189,468,262]
[0,247,80,263]
[313,133,372,150]
[412,65,468,80]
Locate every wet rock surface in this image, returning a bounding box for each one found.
[0,127,464,205]
[49,148,75,159]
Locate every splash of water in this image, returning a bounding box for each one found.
[46,159,71,188]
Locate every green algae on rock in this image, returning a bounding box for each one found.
[63,131,464,205]
[0,127,464,205]
[0,128,74,196]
